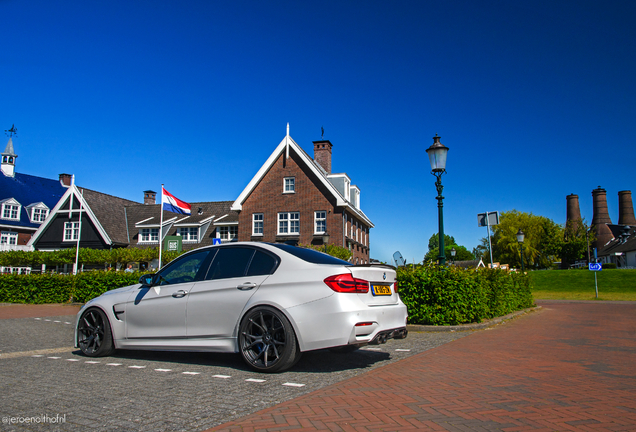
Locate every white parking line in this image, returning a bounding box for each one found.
[106,363,122,366]
[64,322,71,325]
[31,355,44,357]
[395,349,411,352]
[34,318,41,320]
[85,361,100,364]
[128,365,146,369]
[44,319,51,322]
[245,378,266,383]
[182,371,200,375]
[47,356,61,359]
[53,320,61,323]
[66,359,80,362]
[154,368,172,372]
[212,374,231,379]
[282,382,305,387]
[363,347,382,351]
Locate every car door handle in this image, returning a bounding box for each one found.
[172,290,188,298]
[237,282,257,290]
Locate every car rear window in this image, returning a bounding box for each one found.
[269,243,350,265]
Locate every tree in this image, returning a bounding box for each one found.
[487,210,563,269]
[424,233,474,262]
[428,233,456,252]
[561,218,594,267]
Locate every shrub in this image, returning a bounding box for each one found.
[0,271,145,304]
[397,264,534,325]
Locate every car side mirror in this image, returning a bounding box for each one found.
[139,274,156,287]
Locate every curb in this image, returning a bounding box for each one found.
[406,306,542,332]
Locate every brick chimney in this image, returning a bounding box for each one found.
[566,194,582,229]
[618,190,636,225]
[59,173,72,187]
[313,140,333,174]
[144,190,157,205]
[591,186,614,251]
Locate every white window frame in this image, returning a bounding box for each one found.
[283,177,295,194]
[139,228,159,243]
[252,213,264,236]
[1,201,21,221]
[314,211,326,234]
[63,222,80,242]
[219,225,238,241]
[177,227,198,242]
[278,212,300,235]
[1,231,18,245]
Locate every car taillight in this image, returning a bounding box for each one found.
[394,281,398,293]
[324,273,369,293]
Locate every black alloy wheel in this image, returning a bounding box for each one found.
[77,308,115,357]
[239,306,300,373]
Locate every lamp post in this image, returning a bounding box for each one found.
[516,229,525,272]
[322,232,330,254]
[426,134,449,265]
[450,247,456,264]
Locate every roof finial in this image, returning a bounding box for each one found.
[286,123,290,136]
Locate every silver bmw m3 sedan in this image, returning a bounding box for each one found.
[75,242,408,372]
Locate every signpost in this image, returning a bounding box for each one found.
[589,248,601,298]
[478,211,499,268]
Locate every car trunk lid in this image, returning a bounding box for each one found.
[347,265,399,306]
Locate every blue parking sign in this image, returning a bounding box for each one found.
[213,238,222,245]
[589,263,602,271]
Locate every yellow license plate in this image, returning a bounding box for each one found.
[371,285,392,296]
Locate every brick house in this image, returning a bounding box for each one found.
[231,127,373,264]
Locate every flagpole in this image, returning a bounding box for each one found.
[158,184,164,271]
[74,189,84,275]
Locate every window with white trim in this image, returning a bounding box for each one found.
[64,222,80,241]
[283,177,295,194]
[219,226,238,241]
[1,203,20,220]
[32,207,49,223]
[177,227,198,242]
[278,212,299,235]
[1,231,18,245]
[314,211,326,234]
[139,228,159,243]
[252,213,264,235]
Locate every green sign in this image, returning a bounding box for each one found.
[164,236,182,252]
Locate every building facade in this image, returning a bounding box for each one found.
[231,129,373,264]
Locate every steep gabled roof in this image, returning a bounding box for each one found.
[27,185,139,247]
[0,172,67,229]
[231,133,374,227]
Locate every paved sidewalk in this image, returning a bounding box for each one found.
[209,301,636,431]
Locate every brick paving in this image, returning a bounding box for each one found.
[0,303,80,319]
[208,301,636,431]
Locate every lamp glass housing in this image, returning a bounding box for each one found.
[322,233,330,244]
[426,143,449,172]
[450,247,456,257]
[516,229,525,243]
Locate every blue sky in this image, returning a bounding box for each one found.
[3,0,635,264]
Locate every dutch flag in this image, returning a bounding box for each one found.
[162,187,191,215]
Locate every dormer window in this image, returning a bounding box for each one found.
[177,227,198,242]
[26,203,50,224]
[283,177,295,194]
[0,199,21,221]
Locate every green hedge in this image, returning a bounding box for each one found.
[397,264,534,325]
[0,271,146,304]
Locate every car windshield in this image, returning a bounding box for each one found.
[269,243,350,265]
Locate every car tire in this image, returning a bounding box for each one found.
[77,308,115,357]
[239,306,301,373]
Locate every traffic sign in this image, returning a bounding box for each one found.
[589,263,602,271]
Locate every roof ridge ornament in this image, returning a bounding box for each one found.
[4,124,17,138]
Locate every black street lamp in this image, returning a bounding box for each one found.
[516,229,525,272]
[450,247,456,264]
[426,134,449,265]
[322,232,330,254]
